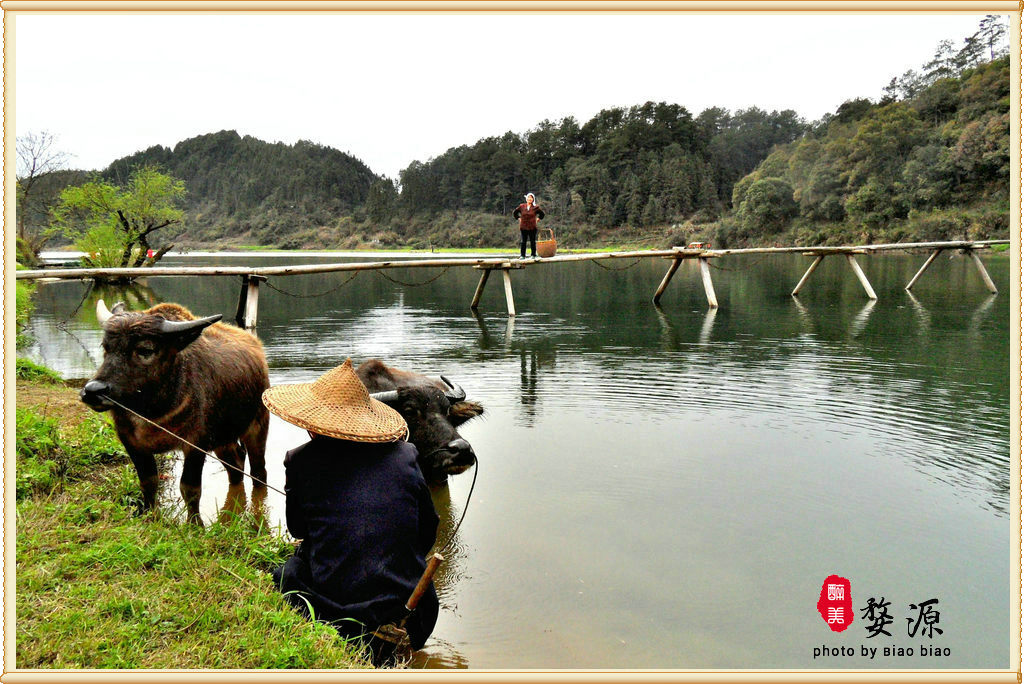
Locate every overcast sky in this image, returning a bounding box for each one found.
[14,12,1004,179]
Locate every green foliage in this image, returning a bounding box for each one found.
[105,131,380,245]
[729,48,1009,244]
[16,358,63,384]
[15,405,125,500]
[391,102,804,228]
[735,178,798,237]
[53,166,186,269]
[16,280,36,348]
[74,221,130,268]
[15,378,371,669]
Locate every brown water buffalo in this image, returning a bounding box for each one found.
[355,359,484,483]
[80,300,269,523]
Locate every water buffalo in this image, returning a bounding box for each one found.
[80,300,269,523]
[355,359,484,483]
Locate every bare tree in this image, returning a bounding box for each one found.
[16,131,70,265]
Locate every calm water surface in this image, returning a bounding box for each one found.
[24,250,1013,669]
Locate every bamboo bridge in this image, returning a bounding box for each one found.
[16,239,1010,327]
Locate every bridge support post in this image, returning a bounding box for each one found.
[470,269,491,310]
[905,249,943,291]
[845,254,878,300]
[235,275,267,332]
[967,249,998,294]
[471,263,521,316]
[791,255,824,296]
[652,257,682,304]
[699,257,719,308]
[502,268,516,317]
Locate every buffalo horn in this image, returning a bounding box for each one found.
[96,299,114,325]
[111,301,128,315]
[439,375,466,402]
[157,314,223,336]
[369,390,400,404]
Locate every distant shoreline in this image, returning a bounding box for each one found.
[38,245,642,261]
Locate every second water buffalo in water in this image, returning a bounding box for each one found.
[80,300,270,522]
[355,359,484,483]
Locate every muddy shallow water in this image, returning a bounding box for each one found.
[25,250,1012,669]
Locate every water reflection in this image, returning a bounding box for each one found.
[905,290,931,335]
[698,307,717,346]
[216,483,270,531]
[848,299,876,339]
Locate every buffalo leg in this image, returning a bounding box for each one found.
[126,448,159,512]
[217,441,247,486]
[180,448,207,524]
[241,408,270,487]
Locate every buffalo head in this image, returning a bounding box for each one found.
[80,299,222,413]
[355,360,484,483]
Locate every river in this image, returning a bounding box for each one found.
[22,249,1013,669]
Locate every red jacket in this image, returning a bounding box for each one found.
[512,203,545,231]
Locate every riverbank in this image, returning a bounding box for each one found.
[14,360,372,669]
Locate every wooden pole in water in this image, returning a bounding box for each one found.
[502,268,516,317]
[905,249,943,291]
[967,249,998,294]
[845,254,878,300]
[470,269,491,310]
[234,275,250,328]
[242,275,267,331]
[652,257,682,304]
[699,257,719,308]
[791,255,824,296]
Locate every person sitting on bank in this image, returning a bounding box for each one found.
[512,192,545,259]
[264,359,440,666]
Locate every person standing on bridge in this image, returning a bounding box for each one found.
[264,359,440,666]
[512,192,545,259]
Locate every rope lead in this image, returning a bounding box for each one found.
[100,393,476,555]
[100,394,287,496]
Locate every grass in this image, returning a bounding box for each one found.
[16,273,35,349]
[15,369,373,669]
[16,358,65,385]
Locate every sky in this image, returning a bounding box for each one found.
[13,12,1006,180]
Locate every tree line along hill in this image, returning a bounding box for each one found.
[24,26,1010,254]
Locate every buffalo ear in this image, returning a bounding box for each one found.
[449,400,484,426]
[158,314,222,350]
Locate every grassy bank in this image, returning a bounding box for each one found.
[15,360,371,669]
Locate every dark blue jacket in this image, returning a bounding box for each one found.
[274,436,439,649]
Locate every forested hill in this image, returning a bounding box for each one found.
[396,103,806,225]
[40,19,1009,252]
[102,130,382,245]
[721,55,1010,248]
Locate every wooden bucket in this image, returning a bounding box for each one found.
[536,228,557,258]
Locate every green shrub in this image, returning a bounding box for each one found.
[16,358,64,384]
[16,278,36,348]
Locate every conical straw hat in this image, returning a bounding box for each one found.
[262,359,408,442]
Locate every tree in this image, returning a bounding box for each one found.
[923,39,958,83]
[735,177,798,236]
[17,131,70,265]
[976,15,1008,60]
[365,178,398,223]
[52,166,185,272]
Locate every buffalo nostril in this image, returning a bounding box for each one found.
[82,380,109,396]
[447,438,475,459]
